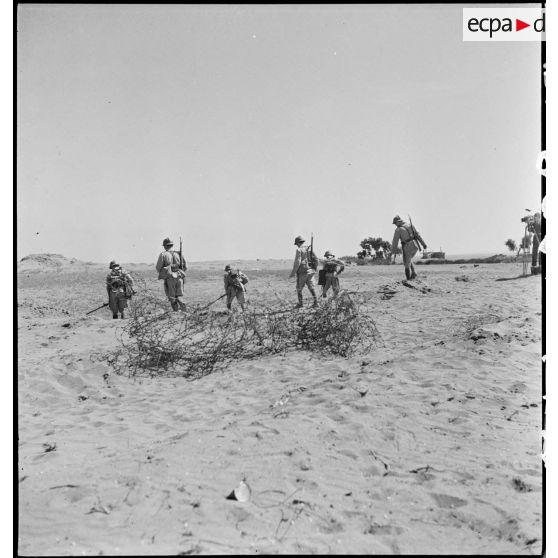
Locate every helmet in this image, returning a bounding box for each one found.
[109,260,119,269]
[162,237,174,247]
[224,265,231,271]
[294,235,305,245]
[324,250,334,257]
[392,215,402,225]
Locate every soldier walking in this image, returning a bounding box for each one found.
[321,251,344,299]
[528,212,542,275]
[106,261,134,319]
[224,265,248,311]
[391,215,427,280]
[289,235,319,307]
[156,237,187,311]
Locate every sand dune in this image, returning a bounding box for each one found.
[18,261,542,555]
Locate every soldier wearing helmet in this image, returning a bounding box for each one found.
[528,212,542,274]
[391,215,427,280]
[289,235,319,307]
[223,264,249,311]
[321,250,344,299]
[155,237,187,311]
[106,260,134,319]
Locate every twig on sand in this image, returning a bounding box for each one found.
[42,442,57,453]
[274,506,304,542]
[350,384,369,397]
[370,449,390,476]
[410,465,432,474]
[252,488,301,511]
[86,498,111,515]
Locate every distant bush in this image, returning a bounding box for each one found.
[505,238,517,253]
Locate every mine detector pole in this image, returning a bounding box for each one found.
[86,302,109,315]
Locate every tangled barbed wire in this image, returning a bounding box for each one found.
[107,286,380,379]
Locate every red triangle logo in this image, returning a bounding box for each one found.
[516,19,530,32]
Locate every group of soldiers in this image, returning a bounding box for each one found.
[104,214,427,315]
[288,215,427,307]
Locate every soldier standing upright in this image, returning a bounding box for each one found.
[156,237,187,311]
[289,235,319,307]
[106,261,134,319]
[391,215,427,280]
[528,212,542,275]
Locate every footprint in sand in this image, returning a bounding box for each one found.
[509,382,527,394]
[338,449,359,460]
[295,459,312,471]
[430,492,468,509]
[317,516,345,534]
[362,464,386,478]
[364,523,403,536]
[294,477,319,491]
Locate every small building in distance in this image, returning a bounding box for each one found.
[422,248,446,260]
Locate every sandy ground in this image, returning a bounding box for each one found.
[17,260,543,555]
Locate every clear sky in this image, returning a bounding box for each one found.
[17,3,542,263]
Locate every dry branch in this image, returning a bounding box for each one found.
[108,289,380,379]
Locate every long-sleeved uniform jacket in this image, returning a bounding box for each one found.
[391,222,426,254]
[156,250,187,280]
[290,245,317,277]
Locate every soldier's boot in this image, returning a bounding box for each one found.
[120,311,126,319]
[177,297,186,311]
[308,287,318,307]
[410,265,417,280]
[405,268,412,280]
[112,314,118,319]
[296,293,304,308]
[170,300,178,311]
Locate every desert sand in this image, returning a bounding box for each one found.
[17,256,542,555]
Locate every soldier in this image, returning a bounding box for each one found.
[528,212,542,274]
[289,235,319,307]
[321,251,345,299]
[391,215,427,280]
[156,237,187,311]
[224,265,248,311]
[106,261,134,319]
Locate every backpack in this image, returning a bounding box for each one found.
[227,271,248,290]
